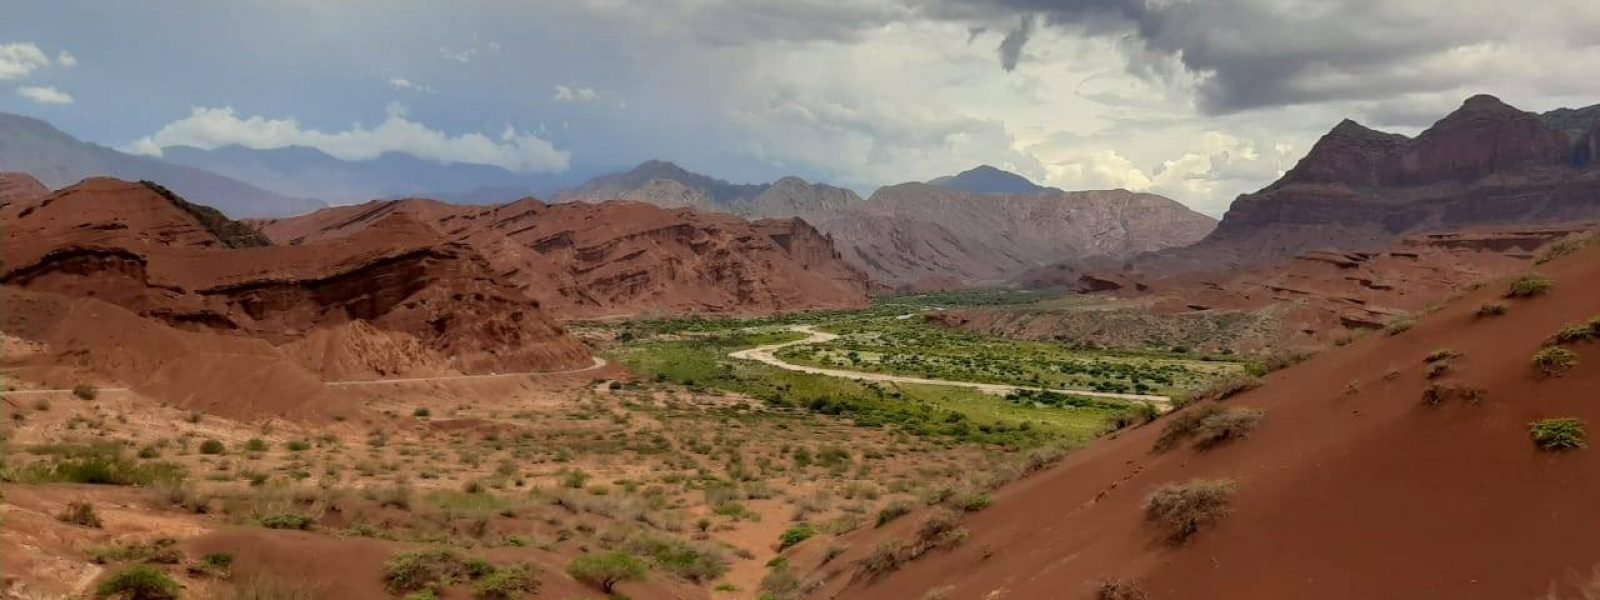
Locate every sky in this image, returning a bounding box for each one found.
[4,0,1600,216]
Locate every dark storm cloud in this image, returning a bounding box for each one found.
[998,15,1035,71]
[945,0,1585,114]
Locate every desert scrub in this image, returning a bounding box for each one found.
[1191,408,1265,450]
[1505,274,1553,298]
[1420,383,1486,406]
[383,548,467,594]
[875,501,912,527]
[58,501,103,528]
[1383,317,1415,336]
[566,551,646,593]
[95,564,180,600]
[73,383,98,401]
[1474,302,1507,318]
[1530,418,1587,452]
[474,564,538,599]
[1144,479,1234,544]
[1096,580,1150,600]
[1550,323,1597,345]
[1533,347,1579,376]
[778,523,816,550]
[621,533,729,583]
[1424,349,1462,363]
[1177,373,1262,405]
[856,541,907,579]
[198,439,226,455]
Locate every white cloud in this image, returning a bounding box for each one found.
[439,47,477,63]
[552,85,598,102]
[55,50,77,68]
[127,103,570,173]
[0,42,52,80]
[388,77,432,92]
[17,85,73,105]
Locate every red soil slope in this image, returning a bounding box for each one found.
[807,237,1600,599]
[1,178,590,415]
[254,198,870,319]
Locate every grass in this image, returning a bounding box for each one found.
[778,523,816,550]
[1144,479,1234,545]
[1530,419,1587,452]
[11,443,184,486]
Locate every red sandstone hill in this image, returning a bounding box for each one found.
[252,197,870,319]
[0,178,591,416]
[794,234,1600,599]
[1131,94,1600,275]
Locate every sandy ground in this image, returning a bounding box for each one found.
[730,325,1171,405]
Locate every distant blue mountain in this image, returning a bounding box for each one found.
[927,165,1052,195]
[160,144,614,205]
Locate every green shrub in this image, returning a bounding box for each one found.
[383,548,466,594]
[1550,323,1596,345]
[258,513,314,530]
[58,501,103,528]
[1505,274,1553,298]
[199,439,226,455]
[73,383,99,401]
[958,493,993,512]
[1533,347,1578,376]
[17,455,184,486]
[566,551,646,593]
[285,440,311,452]
[1191,408,1265,450]
[1383,317,1415,336]
[1144,479,1234,545]
[777,524,816,551]
[244,438,269,453]
[1530,418,1587,452]
[622,533,729,583]
[95,565,179,600]
[474,564,538,599]
[413,407,431,418]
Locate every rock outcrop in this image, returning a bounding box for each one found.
[253,197,871,319]
[1142,95,1600,274]
[0,178,591,405]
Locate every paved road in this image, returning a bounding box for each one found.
[729,325,1170,406]
[2,357,609,396]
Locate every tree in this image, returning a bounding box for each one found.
[566,551,645,593]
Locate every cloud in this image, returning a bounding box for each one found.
[439,47,477,63]
[17,85,73,105]
[56,50,77,68]
[552,85,598,102]
[127,103,570,173]
[997,15,1033,72]
[388,77,432,92]
[0,42,52,80]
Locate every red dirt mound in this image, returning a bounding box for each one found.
[253,197,870,319]
[805,237,1600,599]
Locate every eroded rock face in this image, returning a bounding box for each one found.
[1,178,591,378]
[253,197,871,319]
[0,172,49,208]
[1149,95,1600,274]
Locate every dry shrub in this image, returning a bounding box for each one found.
[1144,479,1234,545]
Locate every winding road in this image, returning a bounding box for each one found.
[729,325,1170,406]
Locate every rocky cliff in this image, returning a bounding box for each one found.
[1145,95,1600,273]
[253,197,871,318]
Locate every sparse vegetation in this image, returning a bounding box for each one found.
[95,564,180,600]
[566,551,646,593]
[1176,373,1261,406]
[140,180,272,248]
[383,548,467,594]
[1505,274,1554,298]
[1384,317,1415,336]
[199,439,227,455]
[1475,302,1508,318]
[1096,580,1150,600]
[1533,347,1579,376]
[1191,408,1265,450]
[58,501,103,528]
[1144,479,1234,545]
[778,523,816,550]
[73,383,99,400]
[1421,383,1486,406]
[1530,419,1587,452]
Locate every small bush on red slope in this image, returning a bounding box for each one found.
[58,501,103,528]
[1533,347,1579,377]
[95,564,180,600]
[1144,479,1235,545]
[1550,323,1598,345]
[1421,383,1486,406]
[1154,405,1223,452]
[855,541,907,579]
[1530,418,1588,452]
[73,383,98,401]
[1475,302,1508,318]
[1192,408,1265,451]
[1096,580,1150,600]
[1505,274,1554,298]
[1424,349,1462,363]
[1176,373,1262,406]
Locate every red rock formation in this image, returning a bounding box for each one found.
[0,172,49,208]
[1,178,591,402]
[254,197,870,319]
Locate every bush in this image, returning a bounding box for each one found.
[1474,302,1507,318]
[566,551,646,593]
[58,501,103,528]
[1096,580,1149,600]
[1191,408,1265,450]
[95,565,180,600]
[855,541,905,579]
[875,501,912,527]
[958,493,993,512]
[1144,479,1234,545]
[1420,383,1486,406]
[1106,402,1160,431]
[199,439,226,455]
[18,455,184,487]
[475,564,538,599]
[622,533,729,583]
[285,440,311,452]
[413,407,431,418]
[244,438,270,453]
[73,383,99,401]
[778,524,815,551]
[1530,418,1587,452]
[1424,349,1461,363]
[1383,317,1415,336]
[258,513,314,530]
[1505,274,1553,298]
[1153,405,1221,452]
[1177,374,1261,406]
[1533,347,1578,376]
[383,548,466,594]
